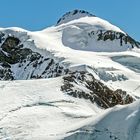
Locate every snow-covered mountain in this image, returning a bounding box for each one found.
[0,10,140,140]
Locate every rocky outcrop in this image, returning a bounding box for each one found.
[61,71,134,109]
[88,30,140,48]
[0,34,69,80]
[56,10,95,25]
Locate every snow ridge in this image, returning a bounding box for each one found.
[57,9,95,25]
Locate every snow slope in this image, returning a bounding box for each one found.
[0,10,140,140]
[0,78,140,140]
[0,78,101,140]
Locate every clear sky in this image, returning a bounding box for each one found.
[0,0,139,41]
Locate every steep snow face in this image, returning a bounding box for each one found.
[66,101,140,140]
[56,10,95,25]
[54,10,140,52]
[59,17,139,52]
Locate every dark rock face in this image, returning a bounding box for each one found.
[0,32,5,43]
[88,30,140,48]
[0,34,69,80]
[0,37,23,64]
[61,71,134,109]
[56,9,95,25]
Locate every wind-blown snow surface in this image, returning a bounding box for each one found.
[0,10,140,140]
[0,79,140,140]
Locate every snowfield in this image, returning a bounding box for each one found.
[0,78,102,140]
[0,10,140,140]
[0,79,140,140]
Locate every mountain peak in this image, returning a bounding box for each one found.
[56,9,95,25]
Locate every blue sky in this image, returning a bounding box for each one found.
[0,0,139,41]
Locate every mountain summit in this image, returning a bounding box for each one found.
[56,9,95,25]
[55,10,140,52]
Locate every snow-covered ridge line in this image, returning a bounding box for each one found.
[56,9,95,26]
